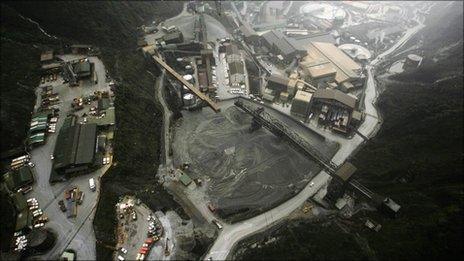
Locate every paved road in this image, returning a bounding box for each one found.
[28,55,112,260]
[205,6,427,260]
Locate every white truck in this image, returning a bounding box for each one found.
[89,178,96,192]
[212,219,223,230]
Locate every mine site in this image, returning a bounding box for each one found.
[1,1,462,261]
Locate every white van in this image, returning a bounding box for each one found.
[212,219,223,230]
[89,178,96,192]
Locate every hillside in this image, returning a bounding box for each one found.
[236,2,463,260]
[2,1,184,259]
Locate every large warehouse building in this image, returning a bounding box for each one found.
[52,117,98,178]
[301,41,362,92]
[261,30,307,61]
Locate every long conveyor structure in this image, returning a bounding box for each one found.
[152,55,221,112]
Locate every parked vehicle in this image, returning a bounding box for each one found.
[34,223,44,228]
[89,178,96,191]
[212,219,223,229]
[207,203,216,212]
[58,200,66,212]
[77,192,84,205]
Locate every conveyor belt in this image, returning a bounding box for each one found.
[152,55,220,112]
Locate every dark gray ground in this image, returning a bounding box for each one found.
[172,101,339,220]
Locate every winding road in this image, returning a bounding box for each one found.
[204,5,428,261]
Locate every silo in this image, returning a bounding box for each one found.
[183,93,195,106]
[405,54,422,68]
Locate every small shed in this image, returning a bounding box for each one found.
[335,162,357,182]
[179,172,193,186]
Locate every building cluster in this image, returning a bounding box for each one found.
[221,42,246,91]
[27,108,58,147]
[1,157,55,254]
[51,94,114,182]
[63,59,94,86]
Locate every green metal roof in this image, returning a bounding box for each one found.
[30,123,47,133]
[62,115,77,130]
[29,132,46,144]
[75,124,97,164]
[12,192,31,231]
[87,107,115,126]
[31,116,48,123]
[53,122,97,172]
[3,166,34,191]
[179,173,193,186]
[98,98,111,111]
[74,60,91,76]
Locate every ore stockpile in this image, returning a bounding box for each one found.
[172,102,339,221]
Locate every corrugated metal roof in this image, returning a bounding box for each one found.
[74,61,91,75]
[226,44,239,55]
[294,90,313,102]
[30,123,47,133]
[303,42,360,84]
[311,42,361,79]
[268,74,289,86]
[87,107,115,126]
[228,61,244,75]
[335,162,357,181]
[179,173,193,186]
[239,24,257,38]
[54,121,97,171]
[313,89,357,108]
[75,124,97,165]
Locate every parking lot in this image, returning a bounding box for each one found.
[26,54,113,260]
[115,196,175,261]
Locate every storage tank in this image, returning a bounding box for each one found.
[183,93,195,106]
[405,54,422,68]
[183,74,193,83]
[185,65,193,74]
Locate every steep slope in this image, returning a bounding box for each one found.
[0,4,60,153]
[236,2,463,260]
[2,1,184,259]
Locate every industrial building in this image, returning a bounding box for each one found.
[301,42,362,92]
[228,60,245,87]
[3,166,34,192]
[162,31,184,44]
[239,24,259,43]
[40,50,54,64]
[311,88,360,133]
[291,90,313,118]
[71,44,92,54]
[87,106,116,131]
[261,30,307,61]
[52,115,98,177]
[73,60,92,79]
[312,89,357,111]
[11,192,32,231]
[266,74,289,93]
[28,110,54,147]
[225,44,241,63]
